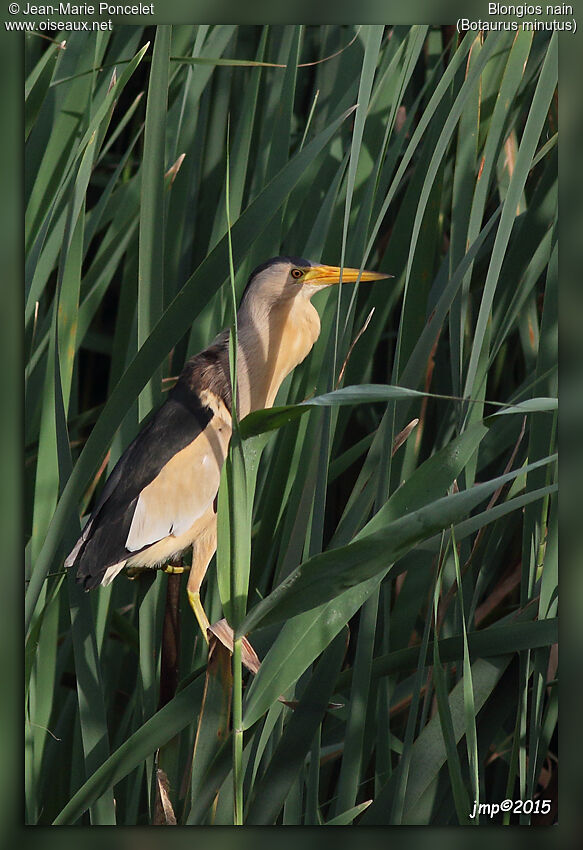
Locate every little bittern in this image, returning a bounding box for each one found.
[65,257,388,643]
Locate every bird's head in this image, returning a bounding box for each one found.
[240,256,390,310]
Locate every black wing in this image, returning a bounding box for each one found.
[68,381,213,589]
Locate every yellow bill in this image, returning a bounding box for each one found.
[302,264,391,285]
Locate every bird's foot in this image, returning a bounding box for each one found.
[207,619,341,710]
[186,589,261,672]
[208,618,261,675]
[163,564,189,574]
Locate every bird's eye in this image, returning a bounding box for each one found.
[291,268,304,279]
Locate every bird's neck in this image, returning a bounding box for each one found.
[234,296,321,417]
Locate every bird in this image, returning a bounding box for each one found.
[65,257,389,646]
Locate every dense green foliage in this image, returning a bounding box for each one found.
[25,25,557,825]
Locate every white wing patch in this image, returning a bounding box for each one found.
[101,562,126,586]
[125,416,230,553]
[64,516,94,568]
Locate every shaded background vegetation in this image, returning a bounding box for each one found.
[25,25,557,825]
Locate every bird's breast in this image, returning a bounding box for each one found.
[238,299,320,415]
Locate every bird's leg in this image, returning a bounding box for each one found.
[186,530,216,645]
[188,589,211,644]
[185,524,261,675]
